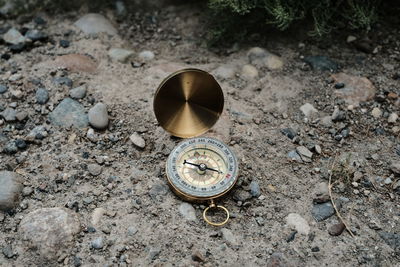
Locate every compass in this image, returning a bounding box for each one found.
[166,137,238,226]
[153,68,239,226]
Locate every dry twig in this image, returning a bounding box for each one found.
[328,155,355,238]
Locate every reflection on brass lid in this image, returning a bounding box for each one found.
[153,68,224,138]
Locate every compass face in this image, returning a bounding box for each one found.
[166,137,238,200]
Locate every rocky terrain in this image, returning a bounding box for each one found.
[0,2,399,267]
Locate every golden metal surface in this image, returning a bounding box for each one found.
[153,69,224,138]
[203,201,230,226]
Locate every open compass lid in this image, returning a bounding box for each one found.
[153,68,224,138]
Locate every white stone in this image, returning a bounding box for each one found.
[371,107,382,118]
[129,132,145,148]
[138,50,155,61]
[388,113,398,123]
[213,65,236,79]
[286,213,310,235]
[346,35,357,43]
[74,13,117,35]
[241,64,258,79]
[3,28,25,45]
[300,103,318,118]
[108,48,134,63]
[178,202,196,221]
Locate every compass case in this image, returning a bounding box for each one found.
[153,69,224,138]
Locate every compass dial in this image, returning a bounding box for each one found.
[166,137,238,200]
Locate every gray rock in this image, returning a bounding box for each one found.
[312,202,335,221]
[27,126,47,140]
[391,161,400,175]
[22,187,33,196]
[52,77,73,87]
[108,48,134,63]
[288,150,302,162]
[0,84,7,94]
[3,140,18,154]
[49,98,88,128]
[0,171,23,211]
[281,128,296,140]
[129,132,145,148]
[19,208,80,260]
[313,182,329,203]
[304,56,338,71]
[250,180,261,197]
[300,103,318,118]
[88,103,109,130]
[91,237,104,249]
[233,190,252,202]
[25,29,47,42]
[331,106,346,122]
[70,85,87,99]
[2,245,15,258]
[74,13,117,35]
[221,228,237,245]
[178,202,196,221]
[16,110,28,121]
[35,88,49,104]
[1,108,17,122]
[296,146,313,161]
[127,226,138,236]
[138,50,155,61]
[88,164,102,176]
[3,28,25,45]
[379,232,400,250]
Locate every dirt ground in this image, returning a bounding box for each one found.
[0,2,399,267]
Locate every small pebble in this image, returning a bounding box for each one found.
[88,164,102,176]
[88,103,109,130]
[328,222,345,236]
[35,88,49,104]
[371,107,382,118]
[129,132,145,148]
[388,113,398,123]
[70,85,87,99]
[59,40,70,48]
[334,83,345,89]
[0,84,8,94]
[138,50,155,61]
[91,237,104,249]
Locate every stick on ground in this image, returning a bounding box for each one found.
[328,155,355,238]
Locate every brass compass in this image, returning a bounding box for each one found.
[154,69,239,226]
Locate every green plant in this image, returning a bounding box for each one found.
[207,0,389,44]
